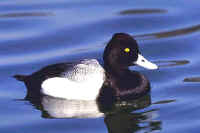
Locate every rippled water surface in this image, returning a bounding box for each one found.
[1,0,200,133]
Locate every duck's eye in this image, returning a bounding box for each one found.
[124,48,130,53]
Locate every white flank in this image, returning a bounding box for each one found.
[41,59,105,100]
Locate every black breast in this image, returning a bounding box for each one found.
[97,71,150,103]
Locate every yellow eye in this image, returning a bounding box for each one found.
[124,48,130,53]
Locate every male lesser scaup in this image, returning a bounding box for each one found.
[14,33,158,101]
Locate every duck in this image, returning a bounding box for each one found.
[14,33,158,101]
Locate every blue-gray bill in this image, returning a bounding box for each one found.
[134,54,158,70]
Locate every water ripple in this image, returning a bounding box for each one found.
[0,12,54,18]
[154,60,190,68]
[136,24,200,39]
[0,44,103,67]
[183,77,200,82]
[120,9,167,15]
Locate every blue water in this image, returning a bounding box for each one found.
[1,0,200,132]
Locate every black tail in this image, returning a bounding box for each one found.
[13,75,28,81]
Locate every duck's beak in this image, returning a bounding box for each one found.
[134,54,158,70]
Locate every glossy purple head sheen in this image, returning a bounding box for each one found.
[103,33,158,73]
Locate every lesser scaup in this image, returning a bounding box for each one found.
[14,33,158,101]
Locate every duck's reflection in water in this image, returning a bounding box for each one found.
[105,110,161,133]
[102,95,161,133]
[41,96,104,118]
[25,93,161,132]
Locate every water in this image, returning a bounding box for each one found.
[1,0,200,132]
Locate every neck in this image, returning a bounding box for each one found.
[104,62,130,76]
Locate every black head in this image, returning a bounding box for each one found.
[103,33,139,70]
[103,33,158,73]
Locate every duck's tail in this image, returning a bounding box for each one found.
[13,75,28,81]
